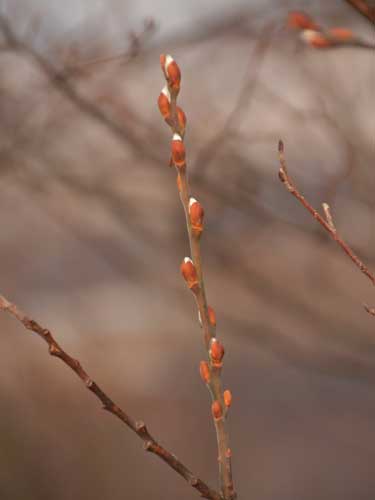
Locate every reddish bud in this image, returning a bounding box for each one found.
[211,400,223,420]
[207,306,216,327]
[158,86,171,119]
[288,11,319,31]
[225,448,232,458]
[176,106,187,135]
[329,27,353,41]
[160,54,181,92]
[189,197,204,234]
[199,361,210,383]
[209,338,225,368]
[171,134,186,168]
[180,257,199,290]
[301,30,331,48]
[223,389,232,408]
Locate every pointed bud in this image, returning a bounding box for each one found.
[180,257,199,291]
[189,197,204,234]
[209,338,225,368]
[199,361,210,383]
[207,306,216,327]
[223,389,232,408]
[158,86,171,119]
[329,27,353,41]
[301,30,331,48]
[171,134,186,168]
[288,11,319,31]
[211,400,223,420]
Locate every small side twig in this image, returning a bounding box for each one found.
[158,56,236,500]
[343,0,375,23]
[0,294,222,500]
[278,140,375,312]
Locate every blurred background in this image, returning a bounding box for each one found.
[0,1,374,499]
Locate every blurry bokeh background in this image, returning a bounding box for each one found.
[1,1,374,499]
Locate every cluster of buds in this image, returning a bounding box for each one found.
[288,11,354,49]
[209,338,225,368]
[180,257,199,292]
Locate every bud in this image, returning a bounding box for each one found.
[329,27,353,41]
[199,361,210,383]
[176,106,186,135]
[300,30,331,48]
[207,306,216,327]
[288,11,319,31]
[223,389,232,407]
[160,54,181,92]
[180,257,199,290]
[189,197,204,234]
[209,338,225,368]
[171,133,186,168]
[211,400,223,420]
[157,86,171,119]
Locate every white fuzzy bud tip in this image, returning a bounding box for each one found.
[161,85,171,102]
[184,257,193,264]
[189,197,198,209]
[300,29,318,43]
[164,54,174,71]
[173,133,182,141]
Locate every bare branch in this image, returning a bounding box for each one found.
[278,140,375,288]
[343,0,375,23]
[0,294,222,500]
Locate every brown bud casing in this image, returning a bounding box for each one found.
[211,400,223,420]
[207,306,216,327]
[224,389,232,407]
[199,361,210,384]
[180,257,199,291]
[189,198,204,234]
[171,134,186,168]
[209,338,225,368]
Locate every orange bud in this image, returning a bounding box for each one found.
[223,389,232,407]
[160,54,181,92]
[180,257,199,290]
[225,448,232,458]
[158,86,170,119]
[176,106,186,135]
[171,134,186,168]
[209,338,225,367]
[207,306,216,327]
[211,400,223,420]
[329,27,353,41]
[288,11,319,31]
[189,197,204,234]
[199,361,210,383]
[301,30,331,48]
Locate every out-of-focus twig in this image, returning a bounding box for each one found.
[344,0,375,23]
[278,140,375,312]
[0,294,222,500]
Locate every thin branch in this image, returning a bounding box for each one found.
[0,295,222,500]
[277,140,375,288]
[158,56,236,500]
[343,0,375,23]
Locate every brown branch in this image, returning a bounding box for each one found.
[278,140,375,289]
[343,0,375,23]
[0,294,222,500]
[158,56,236,500]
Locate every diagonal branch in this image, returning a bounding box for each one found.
[0,294,222,500]
[343,0,375,23]
[278,140,375,312]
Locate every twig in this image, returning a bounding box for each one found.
[0,294,222,500]
[343,0,375,23]
[158,56,236,500]
[278,140,375,309]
